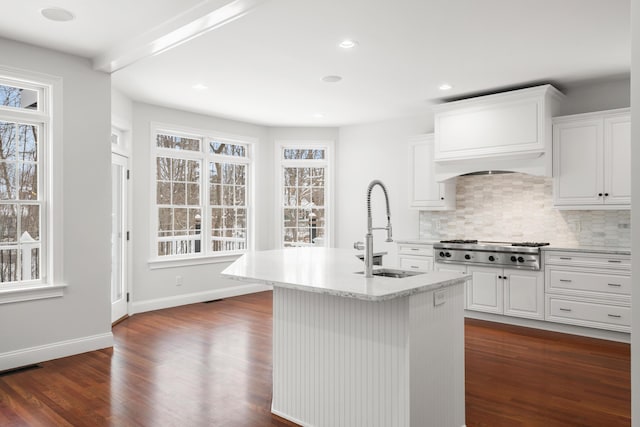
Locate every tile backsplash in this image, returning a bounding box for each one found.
[419,173,631,247]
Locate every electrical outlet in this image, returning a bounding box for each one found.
[568,219,581,233]
[176,275,183,286]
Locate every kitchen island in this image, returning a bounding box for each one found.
[222,247,469,427]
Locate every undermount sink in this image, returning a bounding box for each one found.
[355,268,425,279]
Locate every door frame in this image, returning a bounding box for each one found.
[111,126,131,324]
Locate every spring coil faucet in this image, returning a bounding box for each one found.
[354,180,393,278]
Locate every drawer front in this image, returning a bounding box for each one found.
[547,268,631,297]
[399,256,433,272]
[544,251,631,270]
[546,296,631,332]
[398,244,433,257]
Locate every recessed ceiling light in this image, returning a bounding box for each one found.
[322,75,342,83]
[192,84,208,90]
[339,39,358,49]
[41,7,75,22]
[439,83,453,91]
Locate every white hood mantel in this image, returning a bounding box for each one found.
[433,85,564,182]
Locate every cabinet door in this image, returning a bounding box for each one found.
[603,115,631,205]
[553,118,603,206]
[466,266,503,314]
[408,135,455,210]
[504,269,544,320]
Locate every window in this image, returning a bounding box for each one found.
[278,143,333,247]
[152,125,253,262]
[0,71,62,298]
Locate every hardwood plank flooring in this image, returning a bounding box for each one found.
[0,291,630,426]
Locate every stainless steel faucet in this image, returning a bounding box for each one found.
[354,180,393,278]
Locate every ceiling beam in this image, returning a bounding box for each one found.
[93,0,267,73]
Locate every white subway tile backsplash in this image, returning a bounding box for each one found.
[419,173,631,247]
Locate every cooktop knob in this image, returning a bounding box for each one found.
[517,256,525,263]
[488,255,495,262]
[439,251,445,257]
[510,256,517,262]
[445,252,451,258]
[464,254,471,260]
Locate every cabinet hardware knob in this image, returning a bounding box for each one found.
[607,314,622,318]
[608,283,622,287]
[598,193,603,197]
[559,308,572,312]
[604,193,609,197]
[559,279,572,283]
[440,197,444,200]
[608,260,622,263]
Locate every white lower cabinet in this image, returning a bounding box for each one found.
[544,251,631,333]
[466,266,544,320]
[434,263,469,309]
[397,242,434,272]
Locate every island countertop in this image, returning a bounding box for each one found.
[221,247,469,301]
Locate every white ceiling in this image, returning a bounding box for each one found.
[1,0,630,127]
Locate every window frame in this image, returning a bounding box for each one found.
[275,140,335,248]
[0,67,65,304]
[149,122,255,268]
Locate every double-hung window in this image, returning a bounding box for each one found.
[153,125,252,263]
[0,70,62,300]
[277,141,334,247]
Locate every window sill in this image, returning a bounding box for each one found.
[148,253,245,270]
[0,284,67,305]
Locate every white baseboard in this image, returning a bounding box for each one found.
[465,311,631,343]
[132,283,272,314]
[0,332,114,372]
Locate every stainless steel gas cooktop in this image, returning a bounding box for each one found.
[433,240,550,270]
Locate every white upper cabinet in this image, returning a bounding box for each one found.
[553,109,630,209]
[433,85,563,165]
[408,134,455,210]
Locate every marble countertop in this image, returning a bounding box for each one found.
[221,247,469,301]
[543,244,631,256]
[395,238,631,256]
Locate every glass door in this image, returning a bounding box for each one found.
[111,153,129,323]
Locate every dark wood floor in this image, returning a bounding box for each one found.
[0,291,630,426]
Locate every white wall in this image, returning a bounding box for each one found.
[111,88,133,132]
[630,1,639,424]
[336,115,433,266]
[558,77,630,116]
[0,38,112,369]
[130,102,274,312]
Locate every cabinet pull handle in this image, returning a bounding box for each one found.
[608,283,622,287]
[411,248,420,251]
[608,260,622,263]
[559,279,572,283]
[410,265,420,269]
[559,308,572,312]
[608,314,622,318]
[559,257,572,260]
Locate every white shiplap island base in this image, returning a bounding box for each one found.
[222,247,469,427]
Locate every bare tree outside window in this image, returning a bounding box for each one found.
[0,85,41,284]
[154,130,250,257]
